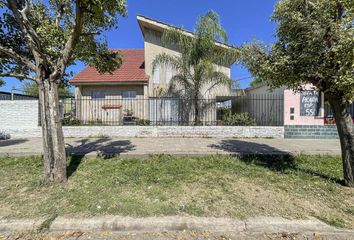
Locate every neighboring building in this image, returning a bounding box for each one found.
[69,15,237,125]
[242,82,325,126]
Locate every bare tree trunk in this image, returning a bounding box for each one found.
[328,96,354,187]
[38,79,67,183]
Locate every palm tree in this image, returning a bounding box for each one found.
[152,11,239,124]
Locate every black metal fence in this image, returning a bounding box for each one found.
[232,94,284,126]
[6,91,354,126]
[324,102,354,124]
[59,94,284,126]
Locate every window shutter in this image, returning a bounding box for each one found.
[165,64,172,84]
[153,64,160,84]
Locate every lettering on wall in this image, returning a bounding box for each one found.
[300,90,321,116]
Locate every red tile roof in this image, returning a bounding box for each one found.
[70,49,149,84]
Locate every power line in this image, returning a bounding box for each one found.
[234,76,253,81]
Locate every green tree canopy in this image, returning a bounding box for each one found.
[0,0,127,81]
[152,11,239,123]
[0,0,127,183]
[22,81,72,97]
[241,0,354,187]
[249,78,263,87]
[241,0,353,100]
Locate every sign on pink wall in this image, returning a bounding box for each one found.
[284,86,324,126]
[300,90,322,117]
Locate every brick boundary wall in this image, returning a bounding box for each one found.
[284,125,339,139]
[1,126,285,139]
[4,125,347,140]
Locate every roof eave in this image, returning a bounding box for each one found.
[69,80,149,86]
[136,15,235,51]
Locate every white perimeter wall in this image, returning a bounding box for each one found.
[0,100,39,128]
[3,126,284,139]
[0,100,284,139]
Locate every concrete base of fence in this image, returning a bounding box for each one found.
[284,125,339,139]
[1,126,284,139]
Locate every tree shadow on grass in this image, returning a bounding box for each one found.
[66,138,135,178]
[209,139,290,156]
[209,139,344,185]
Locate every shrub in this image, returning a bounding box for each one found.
[62,118,82,126]
[137,119,151,126]
[223,111,256,126]
[86,119,104,126]
[0,131,10,140]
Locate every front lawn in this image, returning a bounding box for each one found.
[0,154,353,228]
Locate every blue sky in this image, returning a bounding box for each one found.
[1,0,278,93]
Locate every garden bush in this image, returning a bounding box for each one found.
[223,110,256,126]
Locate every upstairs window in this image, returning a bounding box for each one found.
[122,91,137,99]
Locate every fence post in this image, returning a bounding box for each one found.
[11,88,14,101]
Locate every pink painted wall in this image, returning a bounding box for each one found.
[284,86,324,125]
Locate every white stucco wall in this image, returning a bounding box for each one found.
[3,126,284,139]
[0,100,39,129]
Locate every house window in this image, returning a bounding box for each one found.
[165,64,172,84]
[122,91,137,99]
[91,91,105,99]
[153,64,160,84]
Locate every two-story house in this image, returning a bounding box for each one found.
[69,15,237,125]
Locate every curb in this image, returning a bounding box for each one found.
[49,216,354,234]
[0,218,45,232]
[244,216,341,233]
[49,216,246,232]
[0,151,294,158]
[1,216,354,239]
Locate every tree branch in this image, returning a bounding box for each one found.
[19,0,32,15]
[7,0,28,36]
[7,0,50,72]
[54,0,84,81]
[0,45,36,71]
[81,32,100,36]
[0,72,36,81]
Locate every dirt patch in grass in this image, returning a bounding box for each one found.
[0,154,353,228]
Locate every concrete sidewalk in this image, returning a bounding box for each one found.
[0,137,341,157]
